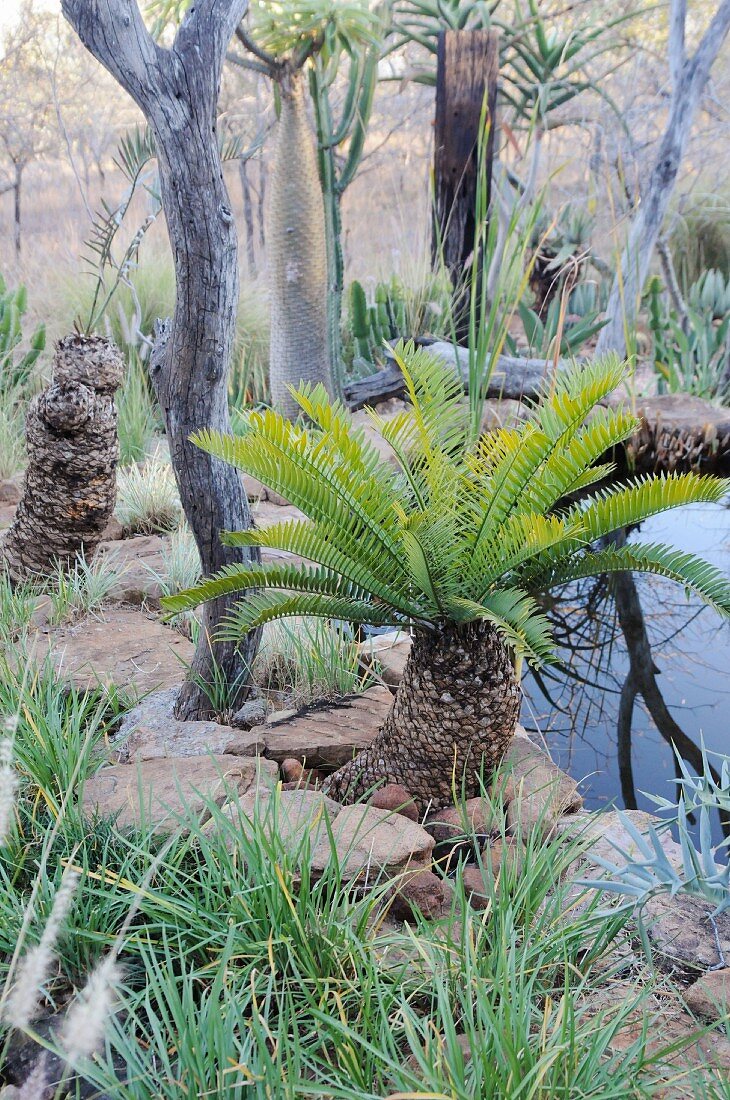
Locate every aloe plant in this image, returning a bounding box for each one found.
[163,345,730,810]
[647,275,730,402]
[507,297,607,359]
[581,749,730,921]
[688,269,730,321]
[0,274,45,395]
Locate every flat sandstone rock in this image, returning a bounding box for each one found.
[32,609,194,696]
[115,687,264,761]
[215,787,342,855]
[311,803,435,880]
[500,737,583,837]
[82,755,278,831]
[262,686,393,768]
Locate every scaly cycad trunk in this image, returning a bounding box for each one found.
[268,70,333,421]
[324,620,520,812]
[2,335,123,582]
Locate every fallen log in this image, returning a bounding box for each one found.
[344,340,558,411]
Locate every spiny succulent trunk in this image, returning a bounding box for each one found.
[2,335,123,582]
[324,620,521,813]
[267,70,333,421]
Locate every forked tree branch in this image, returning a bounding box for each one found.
[61,0,249,116]
[595,0,730,359]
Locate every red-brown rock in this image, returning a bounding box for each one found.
[368,783,419,822]
[427,796,497,846]
[281,758,304,782]
[684,968,730,1022]
[482,836,523,877]
[387,869,445,921]
[461,865,491,912]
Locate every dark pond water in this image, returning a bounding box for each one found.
[521,502,730,842]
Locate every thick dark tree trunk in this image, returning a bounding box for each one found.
[62,0,257,721]
[433,29,499,342]
[324,620,520,813]
[2,335,123,581]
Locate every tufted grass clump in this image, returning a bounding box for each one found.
[116,353,160,467]
[48,551,125,625]
[0,386,26,482]
[253,617,373,707]
[115,448,182,535]
[1,650,729,1098]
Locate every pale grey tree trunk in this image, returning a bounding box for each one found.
[595,0,730,359]
[268,69,332,421]
[62,0,260,721]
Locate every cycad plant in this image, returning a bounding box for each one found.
[164,345,730,811]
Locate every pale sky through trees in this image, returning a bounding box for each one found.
[0,0,56,32]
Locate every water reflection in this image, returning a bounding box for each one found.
[521,503,730,842]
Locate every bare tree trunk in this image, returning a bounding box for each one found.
[12,163,22,261]
[433,29,499,342]
[239,158,257,277]
[267,69,332,421]
[62,0,258,721]
[596,0,730,359]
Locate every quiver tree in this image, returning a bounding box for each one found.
[163,345,730,812]
[151,0,382,404]
[62,0,260,721]
[2,335,123,582]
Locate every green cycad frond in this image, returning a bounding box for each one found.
[163,347,730,666]
[163,561,407,618]
[574,473,729,540]
[533,354,626,438]
[520,406,639,514]
[370,341,468,462]
[533,542,730,618]
[469,511,585,594]
[191,418,403,570]
[288,383,395,489]
[220,591,410,639]
[400,512,465,616]
[369,342,469,509]
[516,473,729,589]
[220,519,416,614]
[465,361,628,558]
[441,590,555,666]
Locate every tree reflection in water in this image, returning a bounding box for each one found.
[522,504,730,842]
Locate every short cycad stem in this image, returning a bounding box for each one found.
[324,619,520,813]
